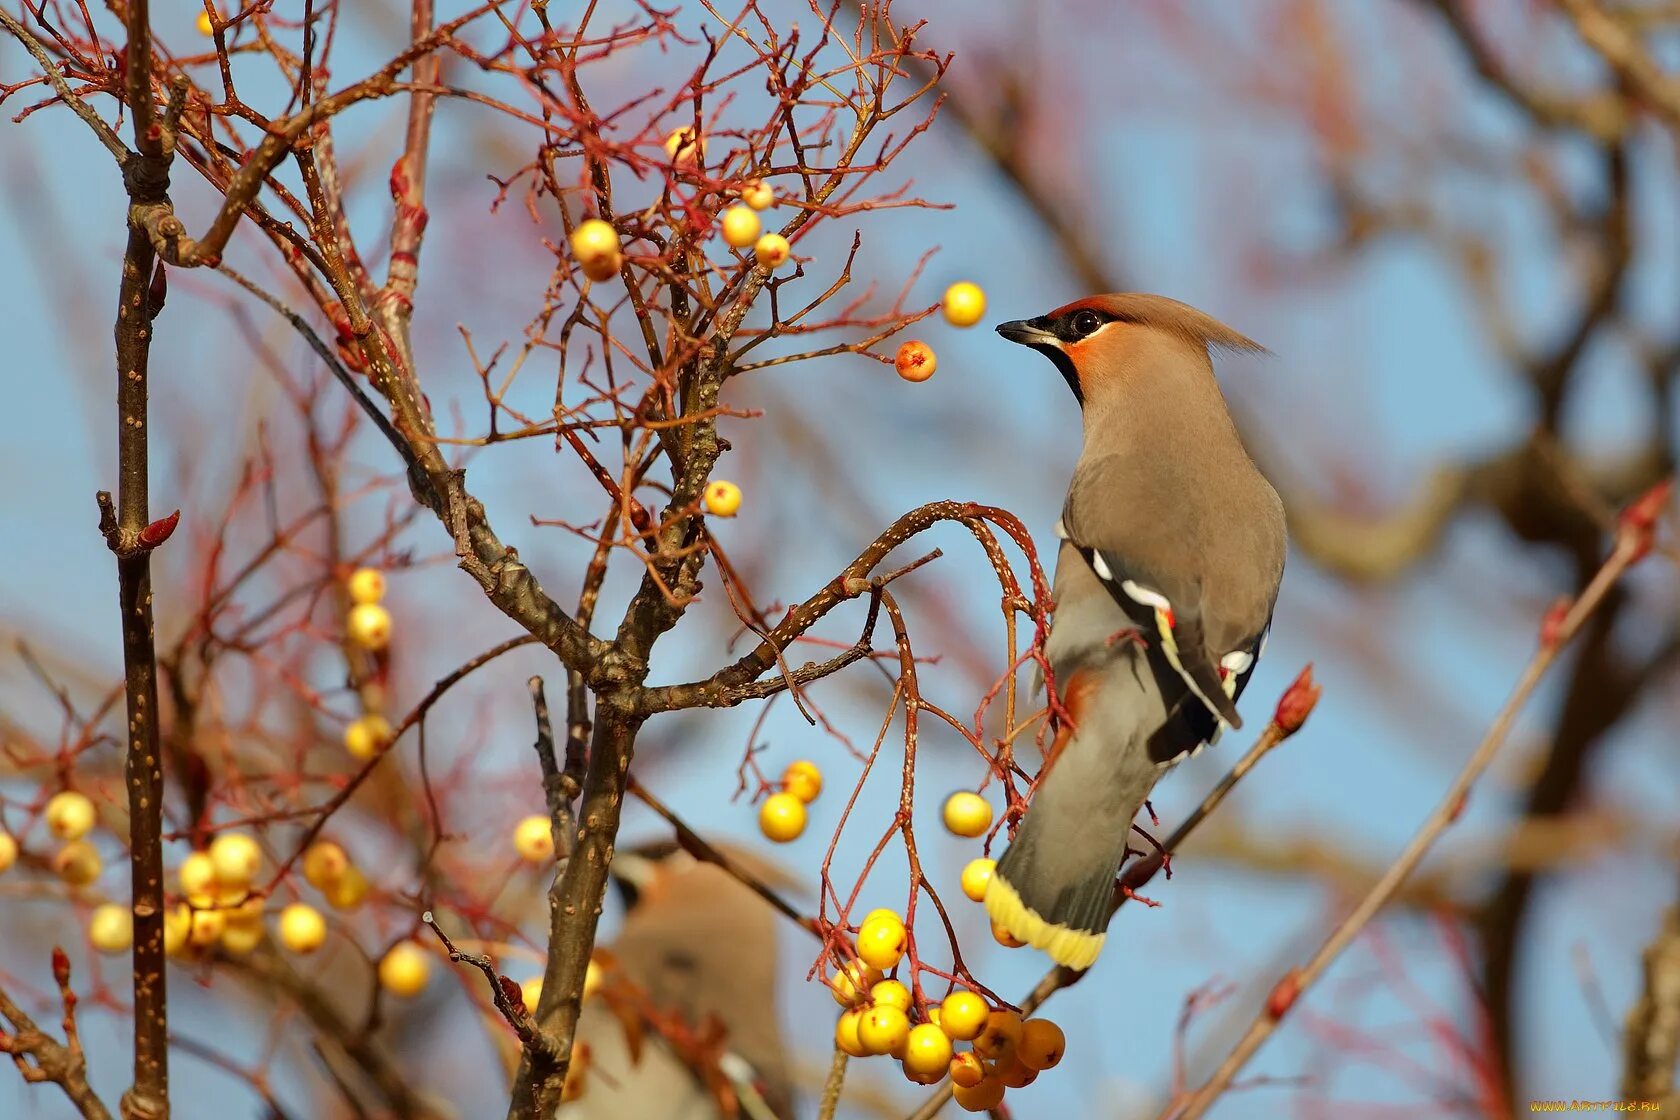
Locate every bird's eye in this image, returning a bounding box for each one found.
[1070,310,1103,337]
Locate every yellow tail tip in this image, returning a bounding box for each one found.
[983,875,1104,971]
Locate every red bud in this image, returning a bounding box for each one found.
[1539,597,1571,649]
[498,974,524,1012]
[1618,479,1673,562]
[52,946,71,988]
[1266,968,1302,1020]
[1273,664,1321,735]
[1448,788,1470,823]
[139,510,181,550]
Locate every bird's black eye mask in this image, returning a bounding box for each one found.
[996,308,1133,404]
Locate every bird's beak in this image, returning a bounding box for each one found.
[996,319,1062,349]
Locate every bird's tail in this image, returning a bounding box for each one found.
[984,683,1161,970]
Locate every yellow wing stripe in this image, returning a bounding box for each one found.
[983,875,1104,971]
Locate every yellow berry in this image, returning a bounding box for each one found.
[163,904,192,956]
[178,851,218,897]
[783,760,822,803]
[754,233,790,269]
[721,205,761,249]
[89,903,133,954]
[344,714,393,761]
[324,864,370,911]
[220,918,263,955]
[901,1023,953,1078]
[189,906,226,948]
[581,251,623,282]
[992,922,1025,949]
[346,602,392,650]
[45,791,96,841]
[54,840,101,887]
[973,1009,1024,1059]
[521,977,544,1014]
[834,1008,868,1057]
[757,792,806,843]
[302,841,350,889]
[1018,1018,1066,1070]
[514,816,555,863]
[949,1051,985,1088]
[870,979,911,1012]
[942,792,993,838]
[960,858,995,903]
[278,903,327,954]
[195,11,214,36]
[583,957,604,1001]
[741,180,774,210]
[894,340,936,383]
[0,832,17,874]
[857,1004,910,1056]
[378,941,431,997]
[209,832,261,887]
[220,892,264,925]
[663,127,705,166]
[347,567,386,605]
[570,219,619,265]
[953,1076,1006,1112]
[857,915,907,972]
[863,908,901,926]
[704,480,743,518]
[831,959,882,1007]
[941,282,987,328]
[938,991,988,1041]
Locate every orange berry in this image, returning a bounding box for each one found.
[1018,1017,1066,1070]
[973,1009,1023,1059]
[758,792,806,843]
[894,340,936,383]
[993,1053,1038,1088]
[992,922,1025,949]
[195,11,214,36]
[938,991,988,1041]
[953,1076,1006,1112]
[942,792,992,837]
[741,180,774,210]
[782,759,823,803]
[949,1051,985,1088]
[0,832,16,874]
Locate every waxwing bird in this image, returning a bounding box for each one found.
[983,293,1286,970]
[560,840,796,1119]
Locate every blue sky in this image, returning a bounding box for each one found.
[3,1,1677,1116]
